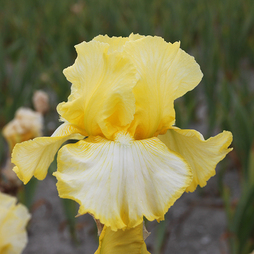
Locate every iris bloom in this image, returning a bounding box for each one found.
[12,35,232,235]
[3,107,43,152]
[0,192,30,254]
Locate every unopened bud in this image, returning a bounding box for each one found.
[33,90,49,114]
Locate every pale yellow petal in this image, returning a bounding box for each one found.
[54,135,192,230]
[0,192,16,210]
[158,128,233,192]
[11,123,83,184]
[123,36,203,139]
[129,33,145,41]
[95,223,150,254]
[93,35,129,53]
[93,33,144,54]
[51,122,85,138]
[0,193,30,254]
[58,40,138,140]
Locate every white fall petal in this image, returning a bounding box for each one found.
[54,135,192,231]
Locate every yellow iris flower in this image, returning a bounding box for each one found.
[0,192,30,254]
[12,34,232,234]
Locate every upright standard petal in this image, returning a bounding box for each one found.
[123,36,203,139]
[95,223,150,254]
[158,128,233,192]
[58,40,138,140]
[11,123,83,184]
[54,135,192,230]
[0,192,30,254]
[93,35,130,54]
[93,34,144,54]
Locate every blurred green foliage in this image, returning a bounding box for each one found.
[1,0,254,252]
[223,144,254,254]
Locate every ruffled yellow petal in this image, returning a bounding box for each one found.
[158,128,233,192]
[95,223,150,254]
[93,35,129,53]
[58,40,138,140]
[11,123,83,184]
[0,192,30,254]
[54,135,192,230]
[93,33,144,54]
[123,36,203,139]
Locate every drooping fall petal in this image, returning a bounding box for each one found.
[158,127,233,192]
[54,134,192,230]
[95,223,150,254]
[0,192,30,254]
[11,123,83,184]
[58,40,138,140]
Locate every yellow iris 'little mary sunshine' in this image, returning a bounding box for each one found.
[12,34,232,251]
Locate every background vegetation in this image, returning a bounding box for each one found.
[0,0,254,253]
